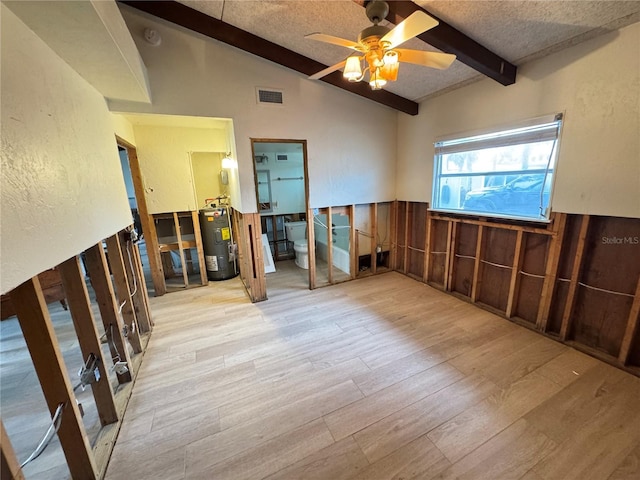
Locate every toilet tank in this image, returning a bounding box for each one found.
[284,221,307,241]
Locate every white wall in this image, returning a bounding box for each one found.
[191,151,226,208]
[0,5,133,294]
[110,6,397,214]
[131,125,227,214]
[398,22,640,218]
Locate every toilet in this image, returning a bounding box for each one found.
[284,221,309,269]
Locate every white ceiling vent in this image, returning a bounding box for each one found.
[256,87,284,106]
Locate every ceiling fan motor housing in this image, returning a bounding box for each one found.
[365,1,390,24]
[358,24,391,48]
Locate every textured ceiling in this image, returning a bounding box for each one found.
[175,0,640,102]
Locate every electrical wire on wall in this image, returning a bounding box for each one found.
[19,403,65,470]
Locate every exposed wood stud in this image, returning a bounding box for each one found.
[446,221,458,291]
[118,232,151,334]
[471,225,484,302]
[423,211,432,283]
[390,201,398,270]
[443,221,453,289]
[327,207,334,285]
[371,203,378,275]
[173,212,190,288]
[559,215,590,341]
[506,230,525,318]
[537,213,567,331]
[131,243,154,328]
[83,243,134,384]
[307,207,317,289]
[349,205,357,280]
[250,213,267,301]
[619,275,640,364]
[191,210,209,287]
[1,420,24,480]
[11,277,98,480]
[403,202,410,274]
[117,137,165,296]
[58,256,119,426]
[105,233,143,354]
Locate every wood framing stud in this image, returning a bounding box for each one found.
[118,232,152,333]
[11,277,98,479]
[471,225,485,302]
[537,213,567,331]
[446,221,458,291]
[390,201,398,270]
[1,419,24,480]
[423,211,433,283]
[84,243,134,384]
[506,230,525,318]
[105,234,143,353]
[403,203,410,274]
[443,221,453,290]
[191,211,209,287]
[619,275,640,364]
[58,256,119,426]
[349,205,357,280]
[371,203,378,275]
[307,208,317,289]
[560,215,590,341]
[118,138,166,296]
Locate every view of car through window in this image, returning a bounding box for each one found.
[432,116,562,221]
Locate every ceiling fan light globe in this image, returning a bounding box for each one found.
[383,50,399,65]
[344,56,363,81]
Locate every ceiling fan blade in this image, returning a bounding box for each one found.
[309,60,347,80]
[381,11,439,49]
[305,33,361,50]
[396,49,456,69]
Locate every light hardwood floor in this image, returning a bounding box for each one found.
[104,271,640,480]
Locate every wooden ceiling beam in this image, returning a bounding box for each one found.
[120,1,419,115]
[355,0,517,86]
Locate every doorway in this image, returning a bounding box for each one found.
[250,139,311,297]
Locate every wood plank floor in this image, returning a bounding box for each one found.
[104,271,640,480]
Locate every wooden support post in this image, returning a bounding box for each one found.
[560,215,590,341]
[446,221,458,291]
[471,225,484,302]
[506,230,525,318]
[105,234,143,354]
[131,242,154,328]
[307,208,316,289]
[84,243,134,384]
[537,213,568,331]
[119,139,166,296]
[349,205,357,280]
[403,202,410,274]
[250,213,267,301]
[443,220,453,290]
[1,420,24,480]
[423,211,432,284]
[173,212,190,287]
[58,256,119,426]
[191,210,208,286]
[371,203,378,275]
[118,233,151,334]
[389,200,398,270]
[619,275,640,364]
[11,277,98,479]
[327,207,334,284]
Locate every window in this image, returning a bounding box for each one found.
[432,114,563,222]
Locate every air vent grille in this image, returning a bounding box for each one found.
[256,88,284,105]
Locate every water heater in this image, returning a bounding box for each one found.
[199,206,238,281]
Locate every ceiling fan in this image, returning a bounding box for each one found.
[306,0,456,90]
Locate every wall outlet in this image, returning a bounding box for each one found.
[376,245,382,253]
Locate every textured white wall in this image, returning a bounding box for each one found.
[1,6,132,294]
[110,6,397,213]
[397,22,640,218]
[131,125,227,214]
